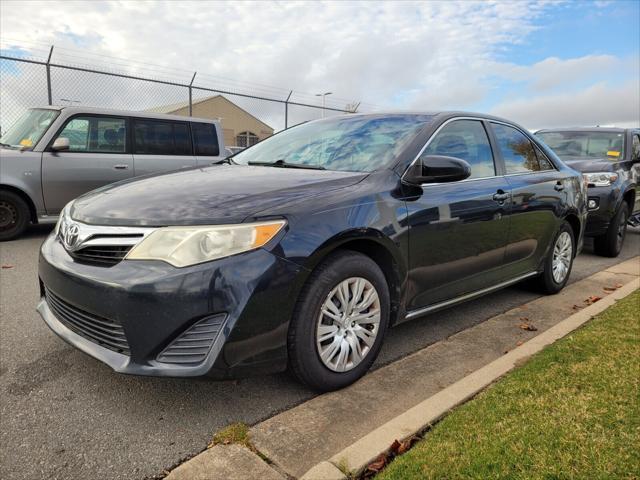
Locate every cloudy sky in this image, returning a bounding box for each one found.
[1,0,639,130]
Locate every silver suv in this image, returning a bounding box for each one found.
[0,106,226,240]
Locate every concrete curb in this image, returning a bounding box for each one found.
[300,278,640,479]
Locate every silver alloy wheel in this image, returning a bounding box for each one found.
[552,231,572,283]
[316,277,381,372]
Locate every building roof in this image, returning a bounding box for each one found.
[148,94,273,132]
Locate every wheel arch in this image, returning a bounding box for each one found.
[622,187,635,213]
[297,230,406,327]
[563,212,581,258]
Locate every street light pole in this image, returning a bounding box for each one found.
[315,91,332,118]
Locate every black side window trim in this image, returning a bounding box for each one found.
[132,118,194,156]
[46,113,130,154]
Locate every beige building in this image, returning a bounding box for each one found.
[152,95,274,147]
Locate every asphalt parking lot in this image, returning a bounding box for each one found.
[1,225,638,480]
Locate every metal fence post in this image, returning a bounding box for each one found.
[284,91,292,128]
[189,72,197,116]
[46,46,54,105]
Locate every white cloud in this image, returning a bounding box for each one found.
[0,0,638,131]
[493,55,627,92]
[491,81,640,129]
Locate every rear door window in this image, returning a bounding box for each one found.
[134,120,193,155]
[491,123,542,174]
[192,122,219,156]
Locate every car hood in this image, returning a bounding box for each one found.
[71,165,367,226]
[563,158,618,173]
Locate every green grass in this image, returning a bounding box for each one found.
[208,422,250,448]
[378,291,640,480]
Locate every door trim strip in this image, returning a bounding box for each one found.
[404,271,539,320]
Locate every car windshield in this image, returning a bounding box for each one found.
[0,108,60,150]
[536,131,625,161]
[233,114,434,172]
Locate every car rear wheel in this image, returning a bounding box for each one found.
[594,202,629,258]
[288,250,390,392]
[0,191,30,241]
[533,221,575,294]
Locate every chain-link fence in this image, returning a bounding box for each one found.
[0,45,360,143]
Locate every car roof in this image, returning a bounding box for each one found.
[314,110,531,130]
[30,105,220,125]
[536,127,635,134]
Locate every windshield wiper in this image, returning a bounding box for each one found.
[211,157,235,165]
[248,159,325,170]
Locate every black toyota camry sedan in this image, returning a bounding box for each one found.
[38,112,587,391]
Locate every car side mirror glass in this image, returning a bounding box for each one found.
[51,137,70,152]
[406,155,471,184]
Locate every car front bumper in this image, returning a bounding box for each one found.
[584,186,619,237]
[37,233,306,378]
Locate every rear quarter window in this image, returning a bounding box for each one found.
[192,123,219,156]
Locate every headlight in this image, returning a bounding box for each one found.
[125,220,286,267]
[582,172,618,187]
[54,202,72,237]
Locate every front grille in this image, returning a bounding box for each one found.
[44,287,130,355]
[157,315,225,365]
[70,245,133,266]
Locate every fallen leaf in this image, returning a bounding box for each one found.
[1,264,14,269]
[572,304,582,310]
[367,454,387,472]
[389,439,401,455]
[516,340,524,346]
[398,438,416,455]
[519,322,538,331]
[603,286,617,292]
[585,295,602,305]
[616,283,623,288]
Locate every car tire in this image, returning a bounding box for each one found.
[0,190,30,241]
[288,250,390,392]
[533,221,575,295]
[593,202,629,258]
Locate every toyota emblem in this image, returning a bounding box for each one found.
[64,223,80,249]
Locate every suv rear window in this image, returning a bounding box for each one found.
[192,122,219,156]
[134,120,192,155]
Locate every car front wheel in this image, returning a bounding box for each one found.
[594,202,629,258]
[0,191,30,241]
[288,250,390,392]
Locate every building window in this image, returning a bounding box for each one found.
[236,131,259,148]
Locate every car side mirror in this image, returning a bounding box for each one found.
[51,137,70,152]
[405,155,471,184]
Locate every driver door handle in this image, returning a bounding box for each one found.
[493,190,510,203]
[114,164,129,170]
[554,181,564,191]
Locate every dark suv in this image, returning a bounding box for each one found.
[38,112,586,391]
[536,128,640,257]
